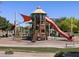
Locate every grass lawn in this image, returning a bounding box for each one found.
[0,47,79,53]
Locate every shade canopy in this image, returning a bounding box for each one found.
[32,6,46,14]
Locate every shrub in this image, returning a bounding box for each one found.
[5,49,14,54]
[54,51,64,57]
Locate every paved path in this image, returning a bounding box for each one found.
[0,51,55,57]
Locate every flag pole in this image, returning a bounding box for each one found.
[13,12,16,40]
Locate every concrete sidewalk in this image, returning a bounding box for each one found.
[0,51,55,57]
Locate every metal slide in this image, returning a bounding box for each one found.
[45,16,73,41]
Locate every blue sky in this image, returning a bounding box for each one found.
[0,1,79,27]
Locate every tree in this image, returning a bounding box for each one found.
[55,17,79,33]
[0,16,13,31]
[55,17,69,31]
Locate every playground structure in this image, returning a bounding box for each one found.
[20,7,74,42]
[31,7,48,42]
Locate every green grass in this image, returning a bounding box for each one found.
[0,47,59,53]
[0,47,79,53]
[59,48,79,52]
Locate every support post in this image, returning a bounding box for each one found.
[32,15,36,42]
[70,17,73,35]
[49,24,50,37]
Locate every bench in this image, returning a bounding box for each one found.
[65,43,75,48]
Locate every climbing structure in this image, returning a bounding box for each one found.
[31,7,48,42]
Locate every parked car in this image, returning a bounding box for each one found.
[54,51,79,57]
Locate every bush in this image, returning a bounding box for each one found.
[5,49,14,54]
[54,51,64,57]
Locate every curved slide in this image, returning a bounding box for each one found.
[45,16,73,41]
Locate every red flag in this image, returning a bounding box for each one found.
[21,14,32,22]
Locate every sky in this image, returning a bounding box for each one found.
[0,1,79,27]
